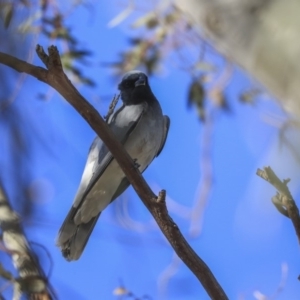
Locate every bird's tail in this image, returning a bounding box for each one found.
[56,207,101,261]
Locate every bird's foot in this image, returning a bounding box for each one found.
[133,158,140,169]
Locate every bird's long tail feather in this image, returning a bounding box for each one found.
[56,207,101,261]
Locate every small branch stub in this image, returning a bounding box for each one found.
[47,46,63,70]
[36,45,63,71]
[36,45,49,68]
[157,189,166,203]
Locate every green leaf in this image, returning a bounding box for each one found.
[67,50,92,59]
[165,11,179,25]
[187,80,206,121]
[18,12,42,33]
[80,77,96,87]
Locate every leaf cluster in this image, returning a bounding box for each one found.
[0,0,94,86]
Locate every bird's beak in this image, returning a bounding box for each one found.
[135,76,146,87]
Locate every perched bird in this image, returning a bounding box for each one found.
[56,70,170,261]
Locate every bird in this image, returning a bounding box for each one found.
[56,70,170,261]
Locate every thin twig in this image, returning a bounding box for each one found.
[257,166,300,243]
[189,109,214,237]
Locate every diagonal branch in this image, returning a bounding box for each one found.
[0,46,228,300]
[0,183,54,300]
[257,166,300,244]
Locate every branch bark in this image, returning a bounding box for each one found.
[0,46,228,300]
[257,166,300,244]
[0,183,54,300]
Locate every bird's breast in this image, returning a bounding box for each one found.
[123,103,163,171]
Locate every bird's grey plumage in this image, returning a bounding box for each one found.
[56,70,170,261]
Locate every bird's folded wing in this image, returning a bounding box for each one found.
[72,103,146,210]
[72,136,104,208]
[156,115,170,157]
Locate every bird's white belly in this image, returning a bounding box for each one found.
[127,103,163,167]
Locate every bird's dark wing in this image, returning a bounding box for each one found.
[156,115,170,157]
[77,103,146,209]
[71,136,110,208]
[56,104,146,260]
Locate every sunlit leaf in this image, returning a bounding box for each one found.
[112,287,129,296]
[107,5,133,28]
[165,11,179,25]
[131,12,158,29]
[194,61,216,72]
[18,11,42,33]
[4,3,14,29]
[154,27,167,42]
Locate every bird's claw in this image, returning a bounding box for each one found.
[133,158,140,169]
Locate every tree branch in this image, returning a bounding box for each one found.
[0,46,228,300]
[257,166,300,243]
[0,183,54,300]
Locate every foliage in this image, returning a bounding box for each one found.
[0,0,94,86]
[107,4,233,121]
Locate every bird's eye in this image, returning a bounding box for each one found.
[122,80,134,89]
[124,82,131,87]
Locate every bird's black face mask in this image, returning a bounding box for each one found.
[118,73,152,105]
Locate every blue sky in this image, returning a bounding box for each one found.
[1,2,300,300]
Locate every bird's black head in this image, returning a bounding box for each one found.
[118,70,155,105]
